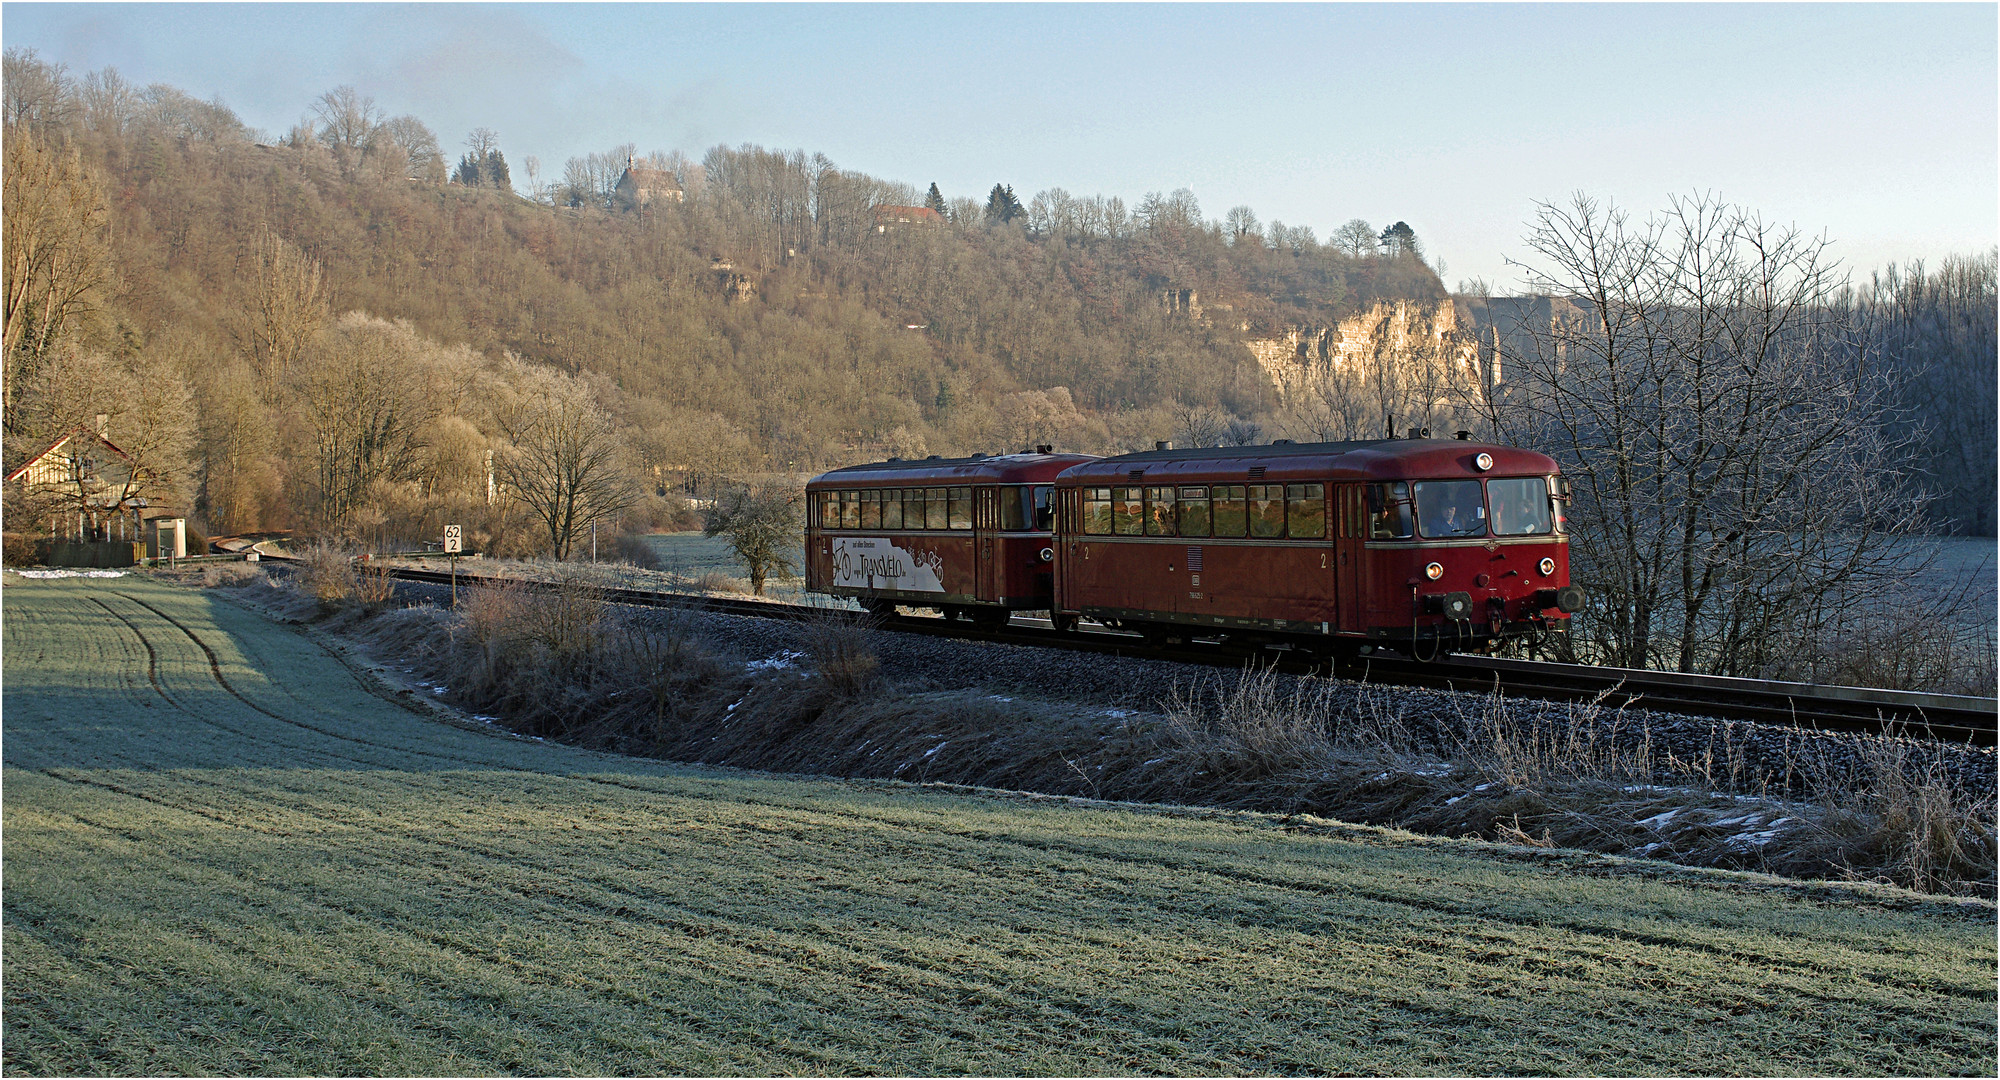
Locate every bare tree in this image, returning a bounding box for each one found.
[494,361,638,559]
[1485,192,1929,675]
[702,480,801,595]
[1169,398,1227,449]
[1331,219,1377,259]
[2,127,110,431]
[236,226,328,390]
[311,86,380,155]
[285,314,441,532]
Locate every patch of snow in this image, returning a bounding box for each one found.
[1621,784,1678,795]
[987,695,1014,703]
[1474,783,1496,792]
[1372,772,1391,782]
[745,650,804,672]
[1143,758,1166,767]
[1634,842,1663,855]
[1411,762,1453,777]
[12,569,128,579]
[1101,708,1134,719]
[1637,809,1680,830]
[1445,795,1466,806]
[922,741,949,759]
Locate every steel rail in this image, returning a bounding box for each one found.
[276,558,2000,746]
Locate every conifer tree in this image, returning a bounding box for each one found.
[924,182,947,216]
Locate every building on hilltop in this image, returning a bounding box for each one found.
[613,159,685,211]
[872,205,944,233]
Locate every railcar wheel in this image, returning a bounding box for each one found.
[1050,613,1078,633]
[861,599,898,618]
[970,607,1010,631]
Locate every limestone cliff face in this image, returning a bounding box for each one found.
[1246,296,1593,406]
[1247,300,1488,405]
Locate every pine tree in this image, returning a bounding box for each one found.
[482,149,510,191]
[984,183,1024,225]
[452,152,481,187]
[924,182,947,216]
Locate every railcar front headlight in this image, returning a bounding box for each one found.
[1539,557,1556,577]
[1425,562,1444,581]
[1474,452,1494,472]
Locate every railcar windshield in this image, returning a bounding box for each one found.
[1487,477,1555,536]
[1414,480,1486,538]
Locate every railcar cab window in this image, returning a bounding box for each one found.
[1487,477,1555,536]
[1144,487,1177,536]
[1083,487,1114,534]
[1415,480,1486,538]
[1366,482,1414,539]
[1177,487,1211,537]
[1211,485,1247,537]
[1000,485,1056,531]
[1113,487,1144,535]
[1286,484,1326,538]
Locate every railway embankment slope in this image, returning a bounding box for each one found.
[3,573,1994,1075]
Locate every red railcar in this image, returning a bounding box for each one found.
[806,450,1097,625]
[1051,438,1583,654]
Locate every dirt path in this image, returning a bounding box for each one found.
[4,574,1993,1075]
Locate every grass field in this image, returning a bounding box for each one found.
[3,574,1995,1076]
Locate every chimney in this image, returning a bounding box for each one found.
[1155,441,1170,451]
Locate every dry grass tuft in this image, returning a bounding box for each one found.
[297,543,357,604]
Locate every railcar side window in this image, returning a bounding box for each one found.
[840,490,860,529]
[1248,484,1285,538]
[817,493,838,529]
[1113,487,1144,535]
[1366,483,1413,539]
[948,487,973,530]
[1177,486,1211,537]
[1286,484,1326,538]
[1212,485,1247,537]
[925,488,949,530]
[1414,480,1486,538]
[860,490,882,529]
[1000,486,1027,531]
[1487,477,1555,536]
[882,488,904,529]
[1082,487,1113,534]
[1144,486,1177,536]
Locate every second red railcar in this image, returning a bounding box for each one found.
[805,450,1097,625]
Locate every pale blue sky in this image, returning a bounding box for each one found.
[5,3,1994,287]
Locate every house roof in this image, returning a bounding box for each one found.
[618,166,683,191]
[872,205,943,223]
[5,428,136,484]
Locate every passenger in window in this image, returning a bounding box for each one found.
[1144,487,1176,536]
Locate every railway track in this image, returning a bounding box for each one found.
[277,558,1999,746]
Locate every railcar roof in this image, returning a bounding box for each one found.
[809,452,1098,487]
[1056,438,1559,482]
